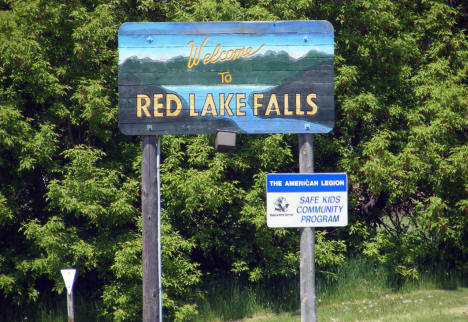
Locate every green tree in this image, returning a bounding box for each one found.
[0,1,200,320]
[332,0,467,280]
[1,0,466,321]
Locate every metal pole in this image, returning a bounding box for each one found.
[157,135,162,322]
[142,135,160,322]
[66,291,74,322]
[299,134,316,322]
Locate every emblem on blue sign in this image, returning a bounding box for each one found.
[274,196,290,212]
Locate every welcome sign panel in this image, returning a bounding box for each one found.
[118,21,334,135]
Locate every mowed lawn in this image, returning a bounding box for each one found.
[239,288,468,322]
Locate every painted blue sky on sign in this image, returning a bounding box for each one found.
[119,23,333,63]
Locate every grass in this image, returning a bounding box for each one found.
[1,257,465,321]
[193,276,299,321]
[0,292,102,322]
[238,288,468,321]
[193,257,388,321]
[195,257,467,322]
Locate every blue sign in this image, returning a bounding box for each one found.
[266,173,347,228]
[267,173,347,193]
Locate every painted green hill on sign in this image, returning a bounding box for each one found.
[119,49,333,86]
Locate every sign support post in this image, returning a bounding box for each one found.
[142,135,160,322]
[299,134,316,322]
[119,21,335,321]
[61,268,77,322]
[157,135,162,322]
[66,290,75,322]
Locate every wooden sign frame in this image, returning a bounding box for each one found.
[118,21,334,135]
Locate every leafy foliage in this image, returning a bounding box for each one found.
[0,0,466,321]
[332,0,467,281]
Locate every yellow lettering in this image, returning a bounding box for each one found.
[295,94,304,115]
[249,44,265,57]
[210,45,221,63]
[253,94,263,116]
[220,93,234,116]
[218,50,227,62]
[153,94,164,117]
[203,53,212,64]
[166,94,182,117]
[187,37,264,67]
[189,93,198,116]
[201,94,218,116]
[283,94,292,115]
[232,48,246,60]
[265,94,281,116]
[306,94,318,115]
[236,94,246,116]
[187,37,209,68]
[137,94,151,118]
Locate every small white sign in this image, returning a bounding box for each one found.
[61,268,77,295]
[266,173,348,228]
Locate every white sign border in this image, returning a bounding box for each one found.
[266,173,348,228]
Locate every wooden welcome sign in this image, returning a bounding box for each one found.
[118,21,334,135]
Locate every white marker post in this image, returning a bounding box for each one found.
[61,268,77,322]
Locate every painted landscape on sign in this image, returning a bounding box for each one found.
[118,22,334,135]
